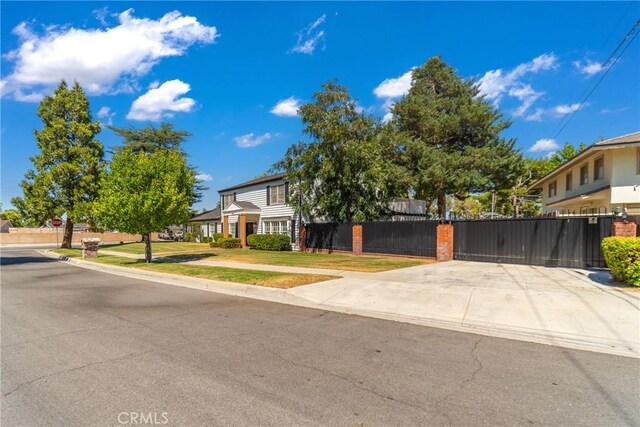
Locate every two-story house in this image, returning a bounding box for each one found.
[218,173,299,248]
[531,131,640,215]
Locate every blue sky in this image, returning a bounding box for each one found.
[1,1,639,211]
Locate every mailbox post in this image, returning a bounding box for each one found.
[81,238,100,258]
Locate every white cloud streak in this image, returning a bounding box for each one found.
[1,9,217,101]
[291,15,326,55]
[373,69,413,98]
[270,97,301,117]
[127,79,196,121]
[530,138,559,153]
[573,60,603,76]
[234,132,274,148]
[195,173,213,182]
[477,53,558,116]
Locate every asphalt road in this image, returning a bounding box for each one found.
[1,248,639,427]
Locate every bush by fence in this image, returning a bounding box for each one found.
[247,234,291,251]
[602,237,640,286]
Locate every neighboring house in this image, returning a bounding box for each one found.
[219,172,298,248]
[40,221,89,232]
[531,131,640,215]
[188,208,222,237]
[0,219,13,233]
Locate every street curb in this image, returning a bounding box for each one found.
[38,250,639,359]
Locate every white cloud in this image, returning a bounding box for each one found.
[373,69,413,99]
[97,106,115,125]
[291,15,326,55]
[573,60,603,76]
[524,102,585,121]
[2,9,217,101]
[270,97,301,117]
[600,106,628,114]
[552,103,583,115]
[195,173,212,182]
[234,132,274,148]
[127,79,196,121]
[509,84,543,117]
[529,138,559,153]
[477,53,558,115]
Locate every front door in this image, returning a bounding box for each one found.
[246,222,256,236]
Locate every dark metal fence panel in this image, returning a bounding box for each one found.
[453,216,613,268]
[362,220,438,257]
[306,223,353,251]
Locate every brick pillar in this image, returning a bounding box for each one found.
[352,224,363,255]
[299,225,307,252]
[436,223,454,262]
[223,216,229,238]
[239,214,247,248]
[611,221,637,237]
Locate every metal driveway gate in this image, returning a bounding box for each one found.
[453,216,613,268]
[362,220,438,257]
[306,222,353,251]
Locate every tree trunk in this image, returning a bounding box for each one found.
[437,194,447,220]
[144,232,152,263]
[61,219,73,248]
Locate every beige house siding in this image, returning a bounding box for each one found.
[539,146,640,214]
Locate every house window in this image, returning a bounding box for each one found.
[222,194,234,209]
[594,156,604,181]
[580,164,588,185]
[229,223,237,238]
[548,181,557,198]
[565,172,573,192]
[263,220,289,236]
[269,184,286,205]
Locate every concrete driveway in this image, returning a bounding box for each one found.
[288,261,640,357]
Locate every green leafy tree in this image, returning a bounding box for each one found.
[12,81,104,247]
[94,147,195,262]
[389,56,519,218]
[0,208,25,227]
[108,123,205,205]
[274,81,393,222]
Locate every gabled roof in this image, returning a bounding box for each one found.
[223,201,261,214]
[530,131,640,189]
[0,219,13,228]
[218,172,287,193]
[190,208,221,221]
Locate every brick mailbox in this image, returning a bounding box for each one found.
[81,237,100,258]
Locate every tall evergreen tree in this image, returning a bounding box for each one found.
[390,56,519,218]
[274,81,392,222]
[13,81,104,247]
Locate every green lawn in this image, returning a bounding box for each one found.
[54,249,337,288]
[101,241,211,255]
[98,241,429,272]
[206,248,428,272]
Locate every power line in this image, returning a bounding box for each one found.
[550,18,640,141]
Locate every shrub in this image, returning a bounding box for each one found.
[217,237,242,249]
[213,232,224,242]
[209,241,220,248]
[202,236,213,244]
[247,234,292,251]
[185,232,193,242]
[602,236,640,286]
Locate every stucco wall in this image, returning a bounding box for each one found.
[0,229,158,245]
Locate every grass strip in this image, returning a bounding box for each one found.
[54,249,338,288]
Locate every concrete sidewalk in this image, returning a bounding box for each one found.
[40,250,640,357]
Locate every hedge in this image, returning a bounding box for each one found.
[213,232,224,242]
[247,234,292,251]
[215,237,242,249]
[602,236,640,286]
